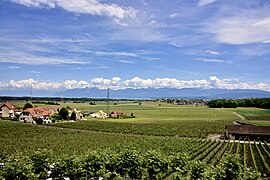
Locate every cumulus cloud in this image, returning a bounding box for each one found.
[1,76,269,91]
[124,77,211,89]
[90,77,122,89]
[9,79,61,89]
[10,0,136,20]
[62,80,90,89]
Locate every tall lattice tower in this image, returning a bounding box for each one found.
[106,87,110,117]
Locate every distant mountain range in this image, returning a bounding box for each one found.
[61,88,270,99]
[0,88,269,99]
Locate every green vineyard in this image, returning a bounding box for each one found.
[0,121,270,178]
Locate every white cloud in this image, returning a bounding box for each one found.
[0,51,87,65]
[206,50,220,55]
[9,79,61,89]
[124,77,211,89]
[209,76,270,91]
[198,0,216,6]
[90,77,122,89]
[95,51,137,57]
[29,71,41,74]
[10,0,136,20]
[1,76,269,91]
[0,66,20,70]
[206,16,270,44]
[62,80,90,89]
[169,13,178,18]
[194,58,229,63]
[118,60,133,64]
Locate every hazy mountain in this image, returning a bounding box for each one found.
[60,88,270,99]
[0,88,269,99]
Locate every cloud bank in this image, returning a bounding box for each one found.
[1,76,269,91]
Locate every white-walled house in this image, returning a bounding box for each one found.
[0,102,19,119]
[68,108,84,120]
[19,107,55,123]
[90,110,107,119]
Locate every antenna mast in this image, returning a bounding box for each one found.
[30,82,33,102]
[106,87,110,117]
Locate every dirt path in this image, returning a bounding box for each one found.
[233,112,246,120]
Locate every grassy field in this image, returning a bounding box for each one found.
[231,107,270,126]
[46,102,239,138]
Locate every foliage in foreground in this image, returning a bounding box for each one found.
[0,149,262,180]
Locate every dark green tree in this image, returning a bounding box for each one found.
[23,103,33,110]
[70,112,77,121]
[59,107,69,120]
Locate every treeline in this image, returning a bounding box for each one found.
[0,96,135,102]
[0,149,262,179]
[207,98,270,109]
[32,101,60,105]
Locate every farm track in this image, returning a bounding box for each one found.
[233,112,247,120]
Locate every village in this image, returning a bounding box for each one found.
[0,101,133,125]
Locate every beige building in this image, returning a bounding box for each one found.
[68,108,84,120]
[0,102,19,119]
[19,107,55,123]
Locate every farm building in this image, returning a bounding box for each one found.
[225,124,270,141]
[68,108,84,120]
[0,102,20,119]
[90,110,107,119]
[109,111,124,118]
[19,107,56,123]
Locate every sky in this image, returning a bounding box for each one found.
[0,0,270,91]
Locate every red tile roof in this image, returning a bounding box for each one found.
[0,102,19,111]
[110,111,124,117]
[226,125,270,135]
[23,107,55,118]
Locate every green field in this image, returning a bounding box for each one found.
[231,107,270,126]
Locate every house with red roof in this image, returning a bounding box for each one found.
[0,102,19,119]
[109,111,124,118]
[19,107,56,123]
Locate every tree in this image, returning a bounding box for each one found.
[70,112,77,121]
[23,103,33,110]
[59,107,69,120]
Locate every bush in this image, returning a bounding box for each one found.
[34,118,43,125]
[59,108,69,120]
[0,149,265,179]
[23,103,33,110]
[70,112,77,121]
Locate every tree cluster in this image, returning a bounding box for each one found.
[207,98,270,109]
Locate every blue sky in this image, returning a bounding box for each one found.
[0,0,270,91]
